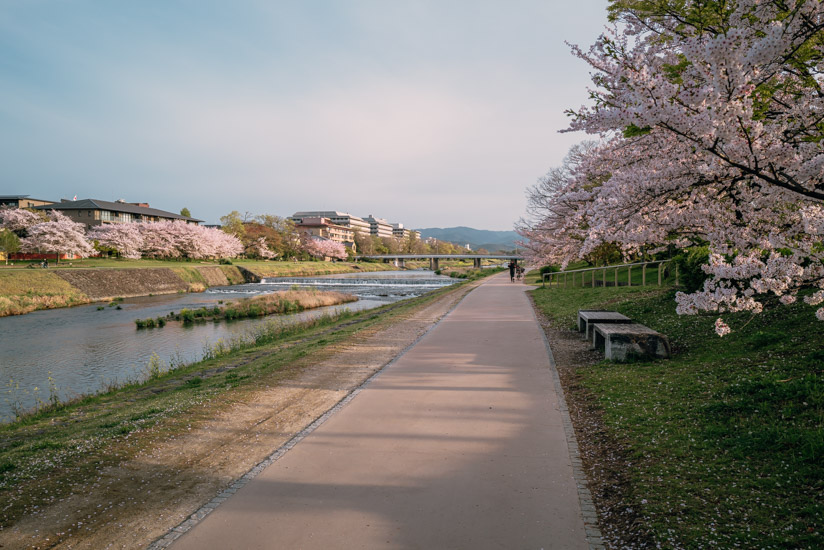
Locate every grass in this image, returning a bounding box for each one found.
[136,289,357,327]
[0,279,478,529]
[0,271,90,316]
[530,284,824,548]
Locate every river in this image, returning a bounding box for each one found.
[0,271,455,422]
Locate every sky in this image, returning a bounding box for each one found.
[1,0,609,230]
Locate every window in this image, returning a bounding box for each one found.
[100,210,114,222]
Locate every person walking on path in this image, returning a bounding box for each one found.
[167,272,593,549]
[508,259,516,282]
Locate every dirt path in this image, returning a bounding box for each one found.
[2,282,481,550]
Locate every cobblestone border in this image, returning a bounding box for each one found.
[528,300,606,550]
[148,280,480,549]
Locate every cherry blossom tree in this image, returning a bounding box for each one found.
[303,237,347,260]
[0,206,47,235]
[139,221,181,259]
[139,221,243,259]
[20,210,95,261]
[529,0,824,332]
[88,223,144,259]
[246,237,278,259]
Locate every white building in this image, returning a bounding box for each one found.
[363,215,393,239]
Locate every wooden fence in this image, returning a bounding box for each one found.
[541,260,679,288]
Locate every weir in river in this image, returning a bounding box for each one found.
[0,271,455,422]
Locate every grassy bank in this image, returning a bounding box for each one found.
[531,285,823,548]
[0,271,90,316]
[0,277,477,530]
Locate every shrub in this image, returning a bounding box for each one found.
[672,245,710,292]
[539,265,560,275]
[179,309,195,324]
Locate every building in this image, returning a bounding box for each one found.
[391,223,420,240]
[0,195,55,209]
[290,211,371,235]
[363,215,393,239]
[293,217,355,246]
[33,198,201,229]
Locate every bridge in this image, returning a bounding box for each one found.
[359,254,524,270]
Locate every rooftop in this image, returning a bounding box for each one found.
[34,198,202,223]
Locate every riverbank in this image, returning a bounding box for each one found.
[0,259,401,317]
[530,285,823,548]
[0,276,486,549]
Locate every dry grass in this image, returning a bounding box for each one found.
[269,289,356,309]
[0,272,90,316]
[224,290,356,319]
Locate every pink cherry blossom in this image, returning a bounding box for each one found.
[20,210,95,259]
[0,206,46,233]
[88,223,144,259]
[521,0,824,333]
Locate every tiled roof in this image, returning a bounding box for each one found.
[35,199,202,222]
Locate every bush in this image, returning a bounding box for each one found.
[218,258,232,265]
[672,245,710,292]
[179,309,195,324]
[539,265,560,275]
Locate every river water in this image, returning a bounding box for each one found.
[0,271,455,422]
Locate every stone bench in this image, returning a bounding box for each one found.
[592,323,671,361]
[577,310,632,340]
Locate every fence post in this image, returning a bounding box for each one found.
[615,268,618,287]
[642,263,647,286]
[658,262,662,286]
[591,269,595,288]
[675,264,680,286]
[628,266,632,287]
[603,267,606,287]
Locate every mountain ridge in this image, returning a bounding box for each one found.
[416,226,520,251]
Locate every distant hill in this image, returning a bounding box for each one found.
[416,227,520,252]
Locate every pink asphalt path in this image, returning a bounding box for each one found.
[170,273,589,549]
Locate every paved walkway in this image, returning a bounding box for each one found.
[170,273,591,549]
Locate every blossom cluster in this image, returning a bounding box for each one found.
[520,0,824,330]
[0,207,243,260]
[302,237,347,260]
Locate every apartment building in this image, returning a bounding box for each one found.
[391,223,420,240]
[293,217,354,244]
[290,211,371,236]
[363,215,393,239]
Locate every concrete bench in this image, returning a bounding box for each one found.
[592,323,671,361]
[577,310,632,340]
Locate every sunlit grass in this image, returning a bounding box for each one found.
[531,285,824,548]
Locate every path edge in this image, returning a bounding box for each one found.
[526,292,606,550]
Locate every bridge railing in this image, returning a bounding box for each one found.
[541,260,680,289]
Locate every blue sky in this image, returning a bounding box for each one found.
[1,0,608,229]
